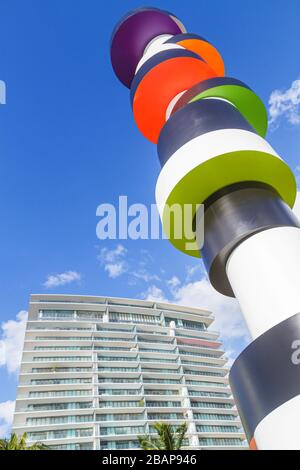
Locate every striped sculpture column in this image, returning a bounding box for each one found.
[110,7,300,449]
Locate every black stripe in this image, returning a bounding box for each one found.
[172,76,252,114]
[165,33,208,44]
[196,184,300,296]
[130,49,203,106]
[157,98,255,166]
[229,312,300,441]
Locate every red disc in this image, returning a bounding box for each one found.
[133,56,216,143]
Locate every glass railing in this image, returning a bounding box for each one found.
[137,339,172,345]
[100,426,145,436]
[32,356,91,362]
[26,415,94,425]
[139,348,176,353]
[40,310,75,320]
[29,390,91,398]
[148,413,184,420]
[96,327,135,333]
[186,380,227,388]
[94,337,135,342]
[196,425,242,433]
[95,346,133,351]
[140,357,178,364]
[98,378,141,384]
[31,378,92,385]
[98,367,139,372]
[98,401,143,408]
[28,327,92,331]
[49,443,93,450]
[181,360,220,367]
[34,336,93,341]
[191,402,233,409]
[96,413,145,422]
[198,437,245,446]
[97,356,138,362]
[179,350,219,358]
[184,370,223,377]
[31,367,92,373]
[193,413,238,421]
[34,346,91,351]
[146,401,181,408]
[28,428,93,441]
[100,441,139,450]
[165,318,206,331]
[144,390,179,396]
[110,313,160,325]
[143,378,182,384]
[189,391,230,398]
[141,368,180,373]
[98,389,142,396]
[27,402,93,411]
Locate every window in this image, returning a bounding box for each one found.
[77,311,103,321]
[146,401,181,408]
[164,318,206,331]
[26,415,93,425]
[27,402,92,411]
[198,438,243,446]
[99,401,142,408]
[29,390,91,398]
[96,413,144,422]
[28,428,93,440]
[40,310,75,319]
[32,356,91,362]
[100,426,144,436]
[196,425,241,433]
[191,401,232,409]
[109,312,160,325]
[49,443,93,450]
[193,413,237,421]
[31,378,91,385]
[148,412,183,420]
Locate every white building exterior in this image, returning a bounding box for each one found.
[13,294,247,450]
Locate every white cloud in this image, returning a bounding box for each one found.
[142,285,168,302]
[0,311,27,374]
[269,78,300,127]
[131,270,160,283]
[0,401,15,438]
[104,262,126,278]
[43,271,81,288]
[167,276,181,288]
[100,244,127,263]
[98,244,128,279]
[185,264,204,281]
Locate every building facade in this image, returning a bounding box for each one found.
[13,294,246,450]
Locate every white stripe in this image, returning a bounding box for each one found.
[226,226,300,339]
[155,129,281,217]
[165,90,187,120]
[254,394,300,449]
[136,38,182,73]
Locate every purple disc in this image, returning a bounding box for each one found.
[110,7,185,88]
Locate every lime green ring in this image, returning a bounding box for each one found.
[161,150,297,258]
[190,85,268,137]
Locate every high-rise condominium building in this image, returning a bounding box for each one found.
[13,294,246,450]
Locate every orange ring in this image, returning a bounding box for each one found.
[133,56,216,143]
[177,38,225,76]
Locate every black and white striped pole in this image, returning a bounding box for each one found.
[110,7,300,449]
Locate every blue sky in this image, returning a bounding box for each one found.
[0,0,300,435]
